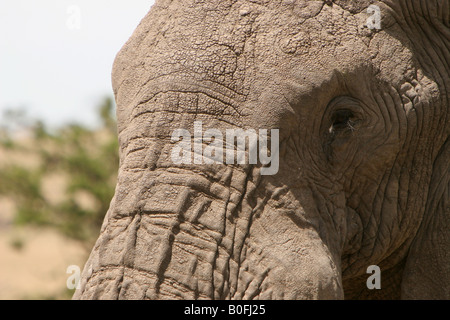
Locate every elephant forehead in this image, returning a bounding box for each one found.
[112,0,406,132]
[112,0,360,93]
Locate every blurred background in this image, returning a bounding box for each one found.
[0,0,155,299]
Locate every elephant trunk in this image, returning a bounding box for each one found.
[76,170,251,299]
[70,0,344,299]
[73,84,343,299]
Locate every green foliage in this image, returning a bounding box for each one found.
[0,97,119,248]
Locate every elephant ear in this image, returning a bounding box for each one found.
[394,0,450,299]
[401,138,450,299]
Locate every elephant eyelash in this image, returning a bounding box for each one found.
[329,109,357,134]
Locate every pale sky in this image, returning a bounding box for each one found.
[0,0,155,129]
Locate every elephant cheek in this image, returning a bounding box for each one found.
[267,247,344,299]
[241,206,344,300]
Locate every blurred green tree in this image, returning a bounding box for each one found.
[0,97,119,249]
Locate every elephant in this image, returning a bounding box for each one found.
[73,0,449,300]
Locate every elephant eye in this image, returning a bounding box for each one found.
[322,96,365,160]
[329,109,356,134]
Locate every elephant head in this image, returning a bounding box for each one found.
[74,0,449,299]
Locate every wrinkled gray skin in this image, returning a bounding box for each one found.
[74,0,449,299]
